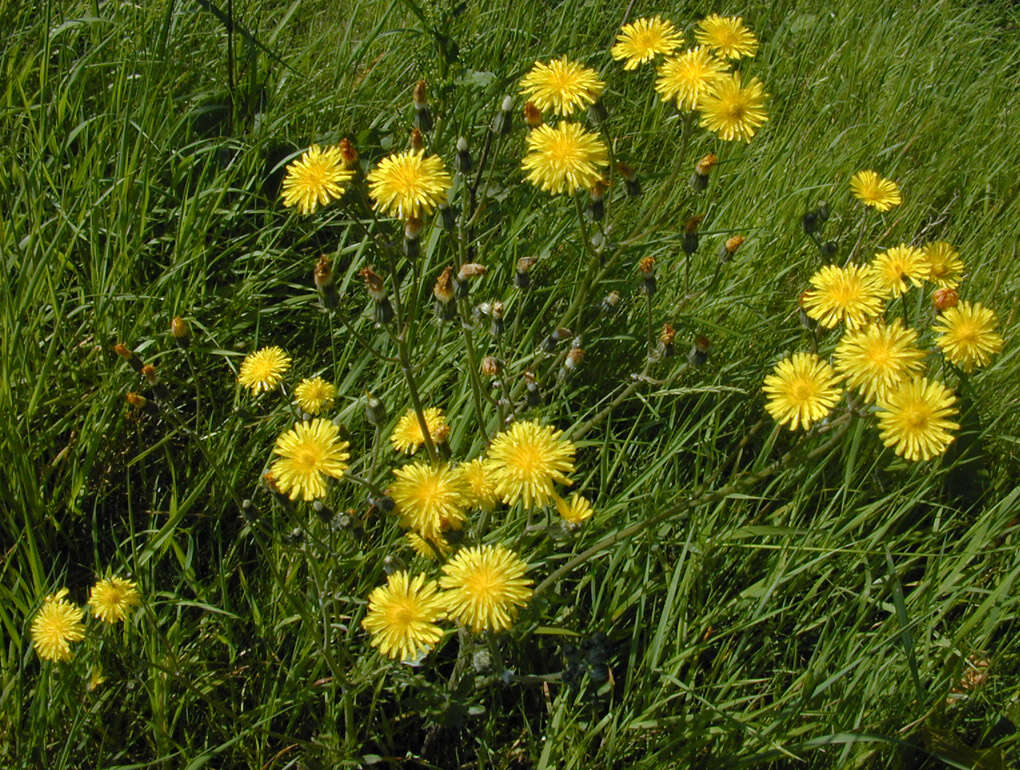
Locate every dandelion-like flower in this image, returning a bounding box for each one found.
[459,458,499,511]
[763,352,843,431]
[270,418,350,501]
[294,377,338,416]
[655,47,728,111]
[555,493,594,525]
[280,145,354,215]
[694,14,759,60]
[923,242,965,289]
[611,16,684,70]
[362,571,446,661]
[802,263,886,330]
[390,462,470,540]
[89,577,140,624]
[519,58,605,117]
[697,73,768,142]
[238,346,291,394]
[439,544,533,632]
[872,245,931,298]
[834,320,927,403]
[30,589,86,662]
[390,407,450,455]
[876,377,959,461]
[486,420,575,509]
[934,300,1004,373]
[367,149,452,220]
[850,170,901,212]
[522,122,608,195]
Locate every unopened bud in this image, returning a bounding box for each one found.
[413,79,428,110]
[404,217,423,259]
[659,323,676,357]
[410,127,424,152]
[338,138,358,167]
[932,287,959,312]
[720,235,745,263]
[125,392,148,409]
[601,290,621,314]
[439,203,458,230]
[588,99,608,124]
[315,256,338,309]
[490,300,505,337]
[802,209,820,236]
[434,266,456,320]
[639,256,656,296]
[359,267,387,301]
[413,80,432,132]
[481,356,500,376]
[171,316,191,348]
[523,101,542,128]
[690,153,717,191]
[458,263,486,282]
[140,364,158,385]
[683,215,703,255]
[515,256,538,289]
[588,180,607,221]
[114,343,143,372]
[564,344,585,371]
[617,162,641,196]
[365,393,388,426]
[492,96,513,135]
[821,240,838,260]
[688,334,711,366]
[456,136,472,173]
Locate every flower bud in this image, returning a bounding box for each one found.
[802,209,820,236]
[659,324,677,357]
[515,256,538,289]
[315,255,338,309]
[638,256,656,297]
[114,343,143,372]
[601,290,621,314]
[490,300,505,337]
[365,392,388,426]
[359,267,387,301]
[932,287,959,312]
[439,202,458,230]
[523,101,542,129]
[481,356,500,376]
[617,162,641,197]
[125,392,148,409]
[690,153,717,191]
[404,217,423,259]
[171,316,191,348]
[338,138,358,167]
[456,136,472,173]
[564,343,584,371]
[413,80,433,132]
[688,334,711,366]
[410,127,425,152]
[140,364,159,385]
[719,235,745,263]
[588,99,608,124]
[683,214,703,255]
[587,179,607,222]
[492,95,513,135]
[433,266,456,320]
[821,240,838,260]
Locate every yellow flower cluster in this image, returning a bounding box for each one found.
[30,578,140,663]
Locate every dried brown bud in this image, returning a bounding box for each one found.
[410,127,424,152]
[552,327,571,342]
[684,214,704,234]
[125,392,147,408]
[660,324,676,347]
[523,101,543,128]
[932,287,959,312]
[170,317,191,348]
[314,255,334,290]
[458,263,487,281]
[695,153,717,176]
[523,369,537,385]
[724,236,746,254]
[517,256,538,274]
[602,290,621,311]
[617,162,637,182]
[404,217,424,241]
[433,265,456,304]
[491,301,505,320]
[638,256,656,276]
[338,138,358,167]
[141,364,158,385]
[565,345,585,370]
[481,356,500,376]
[359,267,387,301]
[413,79,428,109]
[113,343,133,361]
[694,335,711,353]
[590,179,607,202]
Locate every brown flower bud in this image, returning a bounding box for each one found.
[932,287,959,312]
[338,138,358,167]
[601,290,621,313]
[170,317,191,348]
[457,263,487,281]
[725,236,745,254]
[684,214,704,234]
[314,256,334,290]
[523,101,543,128]
[433,265,455,304]
[413,79,428,110]
[481,356,500,376]
[688,334,711,366]
[359,267,387,301]
[695,153,717,176]
[617,162,637,182]
[140,364,159,385]
[638,256,656,276]
[125,392,148,408]
[410,127,424,152]
[491,301,505,320]
[564,344,585,370]
[517,256,538,274]
[113,343,133,361]
[404,217,424,241]
[660,324,676,347]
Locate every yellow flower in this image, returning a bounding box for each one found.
[834,320,926,404]
[654,47,728,111]
[238,346,291,394]
[802,263,886,330]
[697,73,768,142]
[30,589,86,662]
[367,149,452,220]
[486,420,576,509]
[876,377,959,461]
[555,493,594,525]
[389,407,450,455]
[269,418,350,501]
[294,377,338,416]
[89,577,140,624]
[519,57,605,117]
[934,300,1004,373]
[611,16,684,70]
[459,458,498,511]
[923,242,965,289]
[850,170,901,212]
[521,122,608,195]
[871,245,931,298]
[694,14,759,60]
[390,462,470,541]
[362,571,446,661]
[280,145,354,215]
[439,544,533,632]
[763,352,843,431]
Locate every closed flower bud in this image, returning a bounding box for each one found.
[587,179,607,221]
[434,266,456,320]
[492,95,513,135]
[404,217,423,259]
[688,334,711,366]
[932,287,959,312]
[802,209,820,235]
[114,343,143,372]
[564,343,585,370]
[413,80,432,132]
[439,202,458,230]
[523,101,543,128]
[601,290,621,314]
[170,316,191,348]
[338,138,358,167]
[683,214,703,255]
[659,323,676,358]
[412,79,428,110]
[458,263,486,281]
[515,256,538,289]
[639,256,656,296]
[490,300,505,337]
[315,256,338,309]
[141,364,158,385]
[719,235,745,263]
[365,392,387,425]
[588,99,608,124]
[691,153,717,191]
[410,127,425,152]
[359,267,387,301]
[617,162,641,197]
[456,136,472,173]
[821,240,838,260]
[481,356,500,376]
[125,391,148,409]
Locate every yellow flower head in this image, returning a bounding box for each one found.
[362,571,446,661]
[763,352,843,431]
[695,14,759,60]
[850,170,901,212]
[655,47,728,111]
[834,320,926,404]
[294,377,338,416]
[876,377,959,461]
[30,589,86,662]
[611,16,684,70]
[871,245,931,298]
[89,577,140,624]
[280,145,354,215]
[439,544,533,632]
[923,242,965,289]
[238,346,291,394]
[555,493,594,526]
[390,407,450,455]
[367,149,452,220]
[390,462,470,541]
[522,122,608,195]
[519,57,605,117]
[269,418,350,501]
[697,73,769,142]
[486,419,576,509]
[934,300,1004,373]
[459,458,499,511]
[802,263,886,330]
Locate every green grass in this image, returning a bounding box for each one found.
[2,0,1019,767]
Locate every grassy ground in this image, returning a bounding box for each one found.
[2,0,1019,767]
